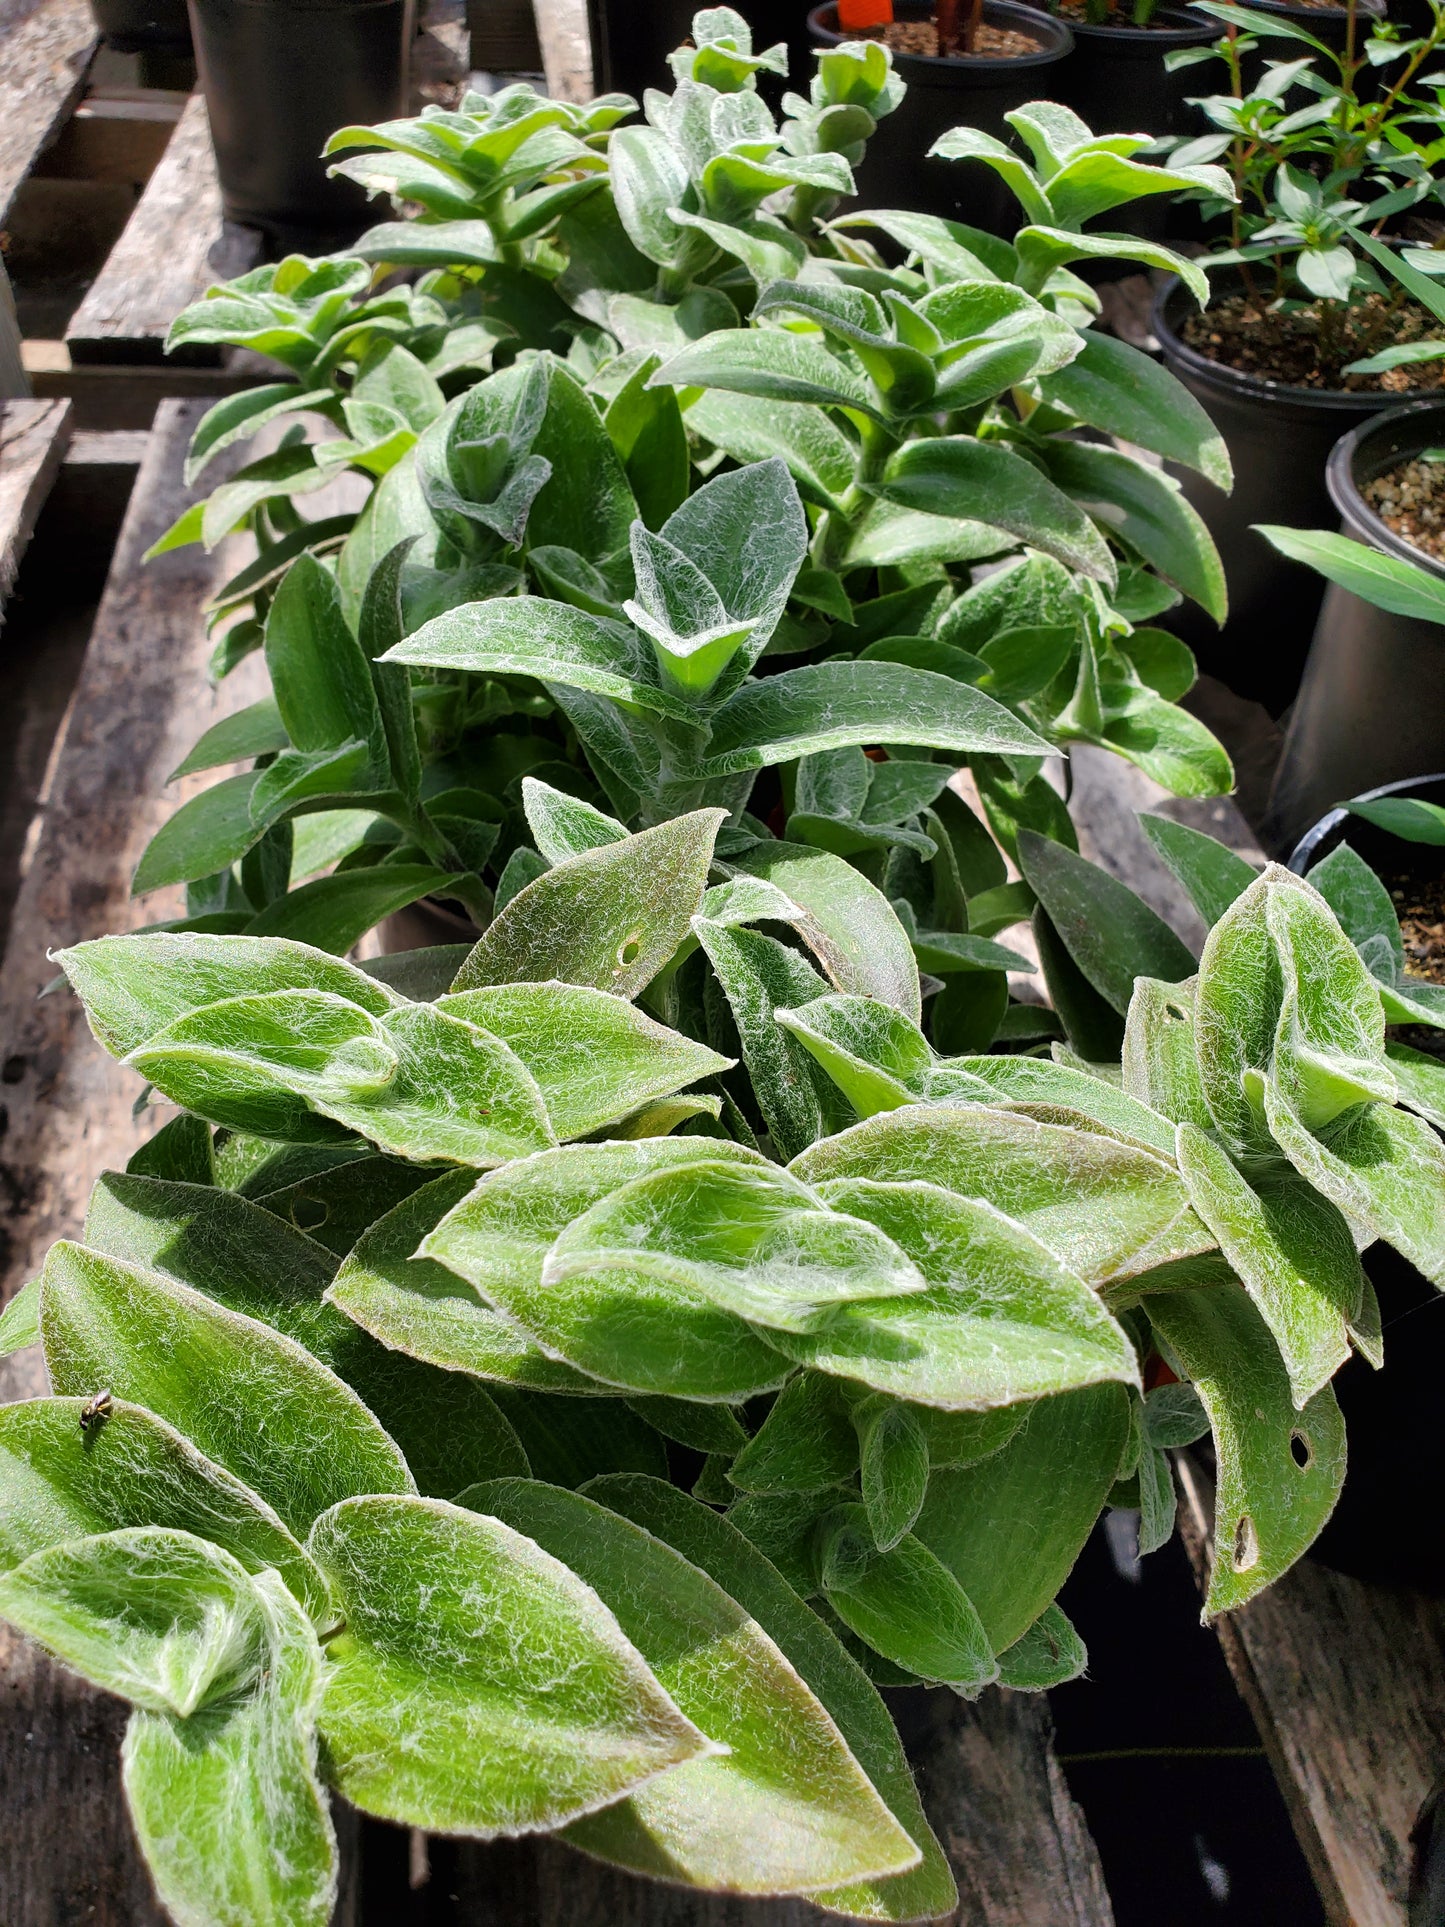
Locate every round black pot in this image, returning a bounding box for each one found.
[1025,5,1217,138]
[1287,774,1445,1593]
[807,0,1075,237]
[588,1,814,104]
[187,0,414,243]
[1236,0,1385,94]
[90,0,191,50]
[1153,274,1429,719]
[1265,404,1445,851]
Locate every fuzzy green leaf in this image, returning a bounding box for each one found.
[308,1494,710,1832]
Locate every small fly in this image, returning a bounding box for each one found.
[79,1390,113,1432]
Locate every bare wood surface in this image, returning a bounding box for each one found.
[532,0,593,102]
[1176,1454,1445,1927]
[0,0,97,229]
[0,399,257,1335]
[66,94,263,368]
[449,1689,1114,1925]
[0,398,72,607]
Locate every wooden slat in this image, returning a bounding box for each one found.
[66,94,263,368]
[532,0,593,102]
[0,0,97,230]
[0,397,72,607]
[446,1690,1114,1926]
[1176,1455,1445,1927]
[0,399,262,1331]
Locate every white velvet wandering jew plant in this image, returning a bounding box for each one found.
[2,787,1441,1922]
[131,8,1244,1015]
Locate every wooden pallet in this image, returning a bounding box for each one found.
[1177,1459,1445,1927]
[0,397,72,610]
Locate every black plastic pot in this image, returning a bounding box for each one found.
[588,1,813,105]
[1266,404,1445,851]
[1236,0,1384,94]
[1024,6,1217,138]
[807,0,1075,236]
[90,0,191,51]
[1153,273,1428,719]
[187,0,414,243]
[1286,774,1445,1593]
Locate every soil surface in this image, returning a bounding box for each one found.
[1363,455,1445,561]
[844,19,1045,54]
[1180,290,1445,391]
[1052,1,1177,24]
[1391,869,1445,981]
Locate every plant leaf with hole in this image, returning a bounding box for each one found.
[453,809,727,996]
[1149,1285,1345,1615]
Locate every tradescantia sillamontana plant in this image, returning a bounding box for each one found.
[132,11,1243,1021]
[2,787,1441,1921]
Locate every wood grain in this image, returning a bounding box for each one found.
[0,0,97,230]
[0,400,257,1333]
[445,1690,1114,1926]
[1176,1454,1445,1927]
[532,0,593,102]
[0,398,72,608]
[65,94,263,368]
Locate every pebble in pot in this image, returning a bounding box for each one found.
[808,0,1074,234]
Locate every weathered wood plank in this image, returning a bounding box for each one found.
[0,0,98,230]
[1176,1454,1445,1927]
[532,0,593,102]
[447,1690,1114,1926]
[0,400,257,1332]
[66,94,263,367]
[0,397,72,607]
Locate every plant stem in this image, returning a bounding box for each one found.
[817,416,900,568]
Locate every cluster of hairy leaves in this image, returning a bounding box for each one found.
[135,12,1247,1013]
[7,781,1444,1920]
[1163,0,1445,348]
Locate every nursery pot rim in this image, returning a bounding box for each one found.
[1287,769,1445,874]
[1153,272,1442,412]
[1325,396,1445,582]
[1023,3,1218,45]
[807,0,1074,70]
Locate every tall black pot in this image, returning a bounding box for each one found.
[90,0,191,51]
[587,1,814,104]
[1266,403,1445,851]
[807,0,1075,237]
[187,0,414,244]
[1236,0,1384,93]
[1153,273,1428,718]
[1287,773,1445,1593]
[1027,6,1217,137]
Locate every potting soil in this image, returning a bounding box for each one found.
[842,18,1045,52]
[1362,457,1445,564]
[1181,291,1445,391]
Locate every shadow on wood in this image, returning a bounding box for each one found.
[1176,1453,1445,1927]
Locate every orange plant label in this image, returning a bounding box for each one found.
[836,0,893,25]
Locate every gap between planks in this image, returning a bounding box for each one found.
[65,93,262,368]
